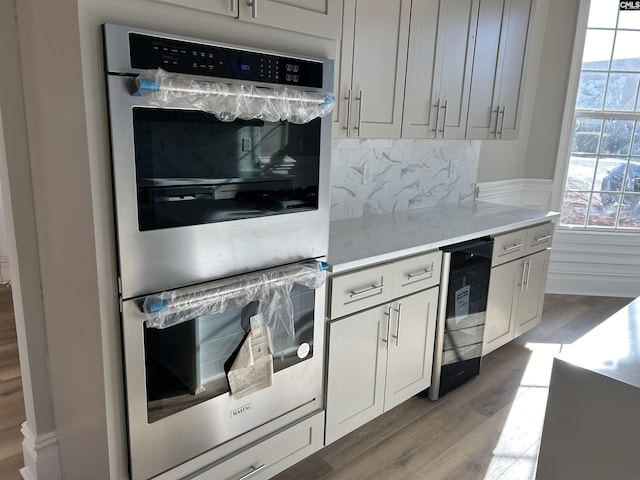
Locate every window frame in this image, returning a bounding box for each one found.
[552,0,640,232]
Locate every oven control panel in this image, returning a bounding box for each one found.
[128,33,323,88]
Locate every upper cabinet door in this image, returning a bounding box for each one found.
[152,0,238,17]
[238,0,343,39]
[150,0,342,39]
[401,0,439,139]
[466,0,532,139]
[402,0,478,139]
[494,0,532,139]
[334,0,411,138]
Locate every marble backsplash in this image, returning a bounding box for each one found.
[330,138,481,221]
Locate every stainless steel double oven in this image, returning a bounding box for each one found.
[103,24,333,479]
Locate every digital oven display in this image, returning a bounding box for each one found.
[128,32,323,88]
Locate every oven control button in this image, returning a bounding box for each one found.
[297,343,310,359]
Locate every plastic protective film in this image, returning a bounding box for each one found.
[142,261,326,352]
[134,68,335,124]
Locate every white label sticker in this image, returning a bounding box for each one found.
[297,343,310,359]
[455,284,471,320]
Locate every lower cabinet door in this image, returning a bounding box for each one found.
[514,249,550,337]
[483,259,519,355]
[325,304,388,444]
[384,287,438,410]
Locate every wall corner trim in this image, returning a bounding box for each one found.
[20,422,61,480]
[476,178,554,210]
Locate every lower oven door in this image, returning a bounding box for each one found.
[121,263,326,480]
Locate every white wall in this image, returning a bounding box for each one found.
[477,0,579,183]
[544,1,640,299]
[1,0,596,478]
[524,0,580,180]
[7,0,339,478]
[0,0,60,477]
[13,0,112,476]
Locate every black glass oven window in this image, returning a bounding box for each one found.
[144,283,315,422]
[133,108,321,231]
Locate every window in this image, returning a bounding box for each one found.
[560,0,640,230]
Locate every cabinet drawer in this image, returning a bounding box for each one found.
[526,222,554,255]
[392,250,442,298]
[492,229,527,266]
[190,412,324,480]
[330,263,394,319]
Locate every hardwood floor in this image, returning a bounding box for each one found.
[0,293,632,479]
[274,294,634,480]
[0,284,24,480]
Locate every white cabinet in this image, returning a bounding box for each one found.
[335,0,532,140]
[483,223,553,355]
[152,0,237,17]
[152,0,343,39]
[333,0,411,138]
[325,287,438,444]
[466,0,533,139]
[325,251,441,444]
[514,249,549,336]
[483,258,519,352]
[402,0,478,139]
[186,412,325,479]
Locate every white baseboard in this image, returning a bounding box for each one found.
[546,230,640,298]
[476,178,640,297]
[0,255,10,284]
[20,423,61,480]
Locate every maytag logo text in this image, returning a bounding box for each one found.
[230,403,253,418]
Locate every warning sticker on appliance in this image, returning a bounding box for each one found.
[454,284,471,321]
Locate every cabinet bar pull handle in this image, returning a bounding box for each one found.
[520,259,527,293]
[438,99,448,137]
[490,106,499,138]
[498,106,506,138]
[247,0,257,17]
[234,464,266,480]
[349,280,384,298]
[355,89,363,135]
[503,243,522,252]
[525,258,532,290]
[382,305,392,347]
[406,268,433,280]
[535,234,551,243]
[343,89,352,134]
[432,99,441,134]
[392,303,402,346]
[230,0,236,12]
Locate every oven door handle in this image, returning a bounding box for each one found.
[143,261,328,329]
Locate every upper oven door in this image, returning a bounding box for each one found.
[106,74,332,299]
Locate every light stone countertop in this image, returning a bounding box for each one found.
[557,297,640,389]
[535,296,640,480]
[327,201,560,273]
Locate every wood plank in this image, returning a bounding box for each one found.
[0,285,24,476]
[274,294,630,480]
[0,291,630,479]
[0,453,23,480]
